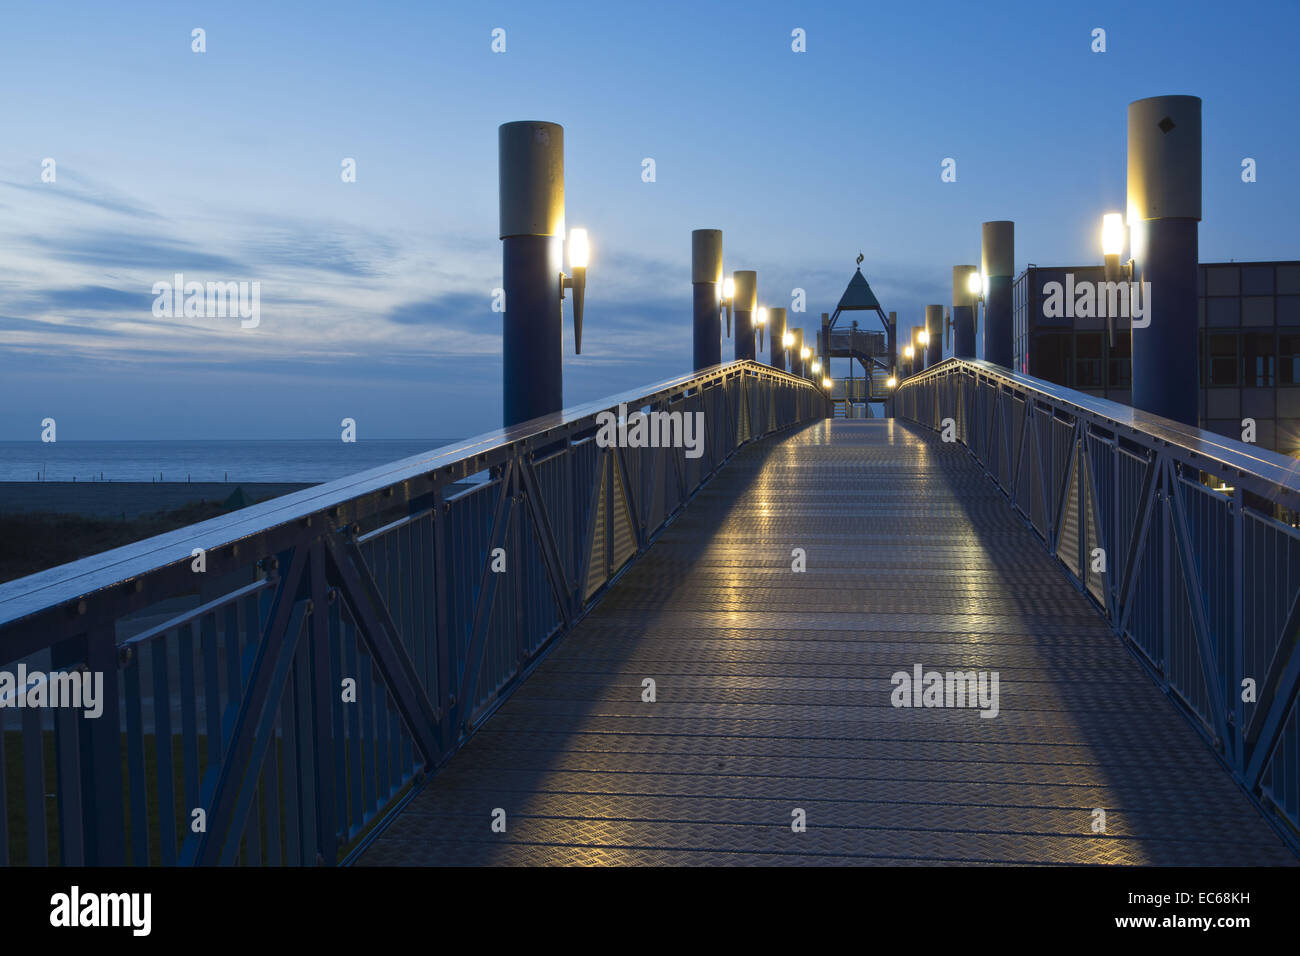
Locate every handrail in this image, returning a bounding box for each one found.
[0,360,819,634]
[900,358,1300,500]
[0,359,829,866]
[896,357,1300,853]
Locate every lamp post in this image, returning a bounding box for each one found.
[903,343,915,378]
[800,342,812,379]
[691,229,725,371]
[791,329,806,377]
[769,307,787,370]
[981,221,1014,368]
[951,265,978,359]
[500,121,589,428]
[1126,95,1201,426]
[755,306,768,351]
[733,270,757,361]
[916,326,930,372]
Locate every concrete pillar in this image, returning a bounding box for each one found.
[769,307,787,370]
[981,221,1014,368]
[691,229,722,371]
[925,305,943,367]
[500,121,565,428]
[733,270,757,361]
[952,265,978,359]
[1128,95,1201,426]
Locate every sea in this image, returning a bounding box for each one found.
[0,440,461,484]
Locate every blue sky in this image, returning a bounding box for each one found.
[1,0,1296,439]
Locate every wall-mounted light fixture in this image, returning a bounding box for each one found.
[886,375,897,388]
[561,227,589,353]
[822,376,833,389]
[810,360,822,375]
[1100,212,1133,346]
[756,306,768,350]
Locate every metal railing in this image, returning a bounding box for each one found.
[0,360,828,866]
[896,358,1300,852]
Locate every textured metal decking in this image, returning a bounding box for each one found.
[359,419,1296,866]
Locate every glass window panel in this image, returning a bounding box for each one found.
[1206,266,1240,296]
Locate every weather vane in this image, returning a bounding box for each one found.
[856,252,864,266]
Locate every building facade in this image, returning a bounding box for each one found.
[1012,261,1300,456]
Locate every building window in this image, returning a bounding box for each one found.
[1206,332,1239,386]
[1075,332,1103,388]
[1243,265,1275,296]
[1280,332,1300,385]
[1207,297,1241,326]
[1032,332,1070,385]
[1108,331,1131,388]
[1241,332,1276,387]
[1206,266,1240,296]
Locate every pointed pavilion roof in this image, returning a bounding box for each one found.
[835,267,882,312]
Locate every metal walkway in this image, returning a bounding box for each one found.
[358,420,1296,865]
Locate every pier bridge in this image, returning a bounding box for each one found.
[2,358,1298,866]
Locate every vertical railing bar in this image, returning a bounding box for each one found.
[294,617,318,864]
[1233,484,1247,773]
[54,704,84,865]
[21,705,48,866]
[177,621,201,819]
[224,603,242,706]
[244,778,262,867]
[263,707,282,867]
[123,656,149,866]
[328,591,348,846]
[0,707,8,865]
[151,637,178,866]
[200,612,222,766]
[281,656,301,867]
[240,592,261,688]
[364,647,382,816]
[307,540,337,865]
[344,614,364,835]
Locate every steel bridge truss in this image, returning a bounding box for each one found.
[897,358,1300,853]
[0,361,826,867]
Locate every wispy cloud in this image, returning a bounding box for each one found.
[0,166,160,220]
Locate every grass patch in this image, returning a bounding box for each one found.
[4,729,412,866]
[0,493,267,585]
